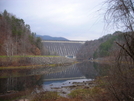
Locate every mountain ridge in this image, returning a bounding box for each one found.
[36,35,69,41]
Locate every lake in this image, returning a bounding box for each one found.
[0,61,109,99]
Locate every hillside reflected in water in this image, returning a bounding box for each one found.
[0,61,109,96]
[42,61,109,81]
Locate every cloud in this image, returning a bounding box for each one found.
[0,0,107,40]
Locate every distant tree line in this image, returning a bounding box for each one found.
[76,31,124,60]
[0,10,49,56]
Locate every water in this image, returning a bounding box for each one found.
[0,61,108,97]
[42,61,99,80]
[39,61,101,96]
[43,79,93,97]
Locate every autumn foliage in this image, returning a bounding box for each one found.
[0,10,43,56]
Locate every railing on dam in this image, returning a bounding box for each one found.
[42,40,85,44]
[42,40,85,57]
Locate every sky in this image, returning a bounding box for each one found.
[0,0,114,41]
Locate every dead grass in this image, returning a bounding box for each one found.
[0,90,31,101]
[30,92,84,101]
[68,86,108,101]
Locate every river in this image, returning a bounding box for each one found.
[0,61,109,99]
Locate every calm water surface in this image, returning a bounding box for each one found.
[0,61,108,94]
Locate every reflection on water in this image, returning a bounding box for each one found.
[0,75,41,93]
[0,61,109,96]
[43,61,99,81]
[41,61,109,96]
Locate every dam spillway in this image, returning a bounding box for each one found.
[42,40,85,58]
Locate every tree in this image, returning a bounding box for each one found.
[104,0,134,58]
[103,0,134,100]
[3,36,15,56]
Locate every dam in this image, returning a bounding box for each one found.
[42,40,85,58]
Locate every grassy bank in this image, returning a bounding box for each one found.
[0,55,75,70]
[0,63,73,70]
[0,55,60,58]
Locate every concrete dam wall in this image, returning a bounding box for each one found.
[42,40,85,58]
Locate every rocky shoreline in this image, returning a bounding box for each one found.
[43,79,96,98]
[0,56,76,69]
[26,56,76,65]
[9,80,96,101]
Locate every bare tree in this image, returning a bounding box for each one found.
[103,0,134,101]
[104,0,134,54]
[3,36,15,56]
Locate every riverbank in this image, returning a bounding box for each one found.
[0,56,76,101]
[0,78,107,101]
[0,56,76,69]
[43,79,96,97]
[26,79,106,101]
[0,56,76,78]
[88,56,115,64]
[10,79,96,101]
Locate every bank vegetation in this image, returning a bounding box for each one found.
[75,0,134,101]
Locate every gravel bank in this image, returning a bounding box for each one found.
[26,56,75,65]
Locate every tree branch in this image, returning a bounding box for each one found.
[115,41,134,59]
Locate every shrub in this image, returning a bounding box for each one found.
[31,91,59,101]
[68,87,107,101]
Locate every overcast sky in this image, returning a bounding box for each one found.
[0,0,114,41]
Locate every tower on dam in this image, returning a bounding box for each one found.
[42,40,85,58]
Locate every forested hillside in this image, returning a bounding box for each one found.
[76,31,124,60]
[0,10,47,56]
